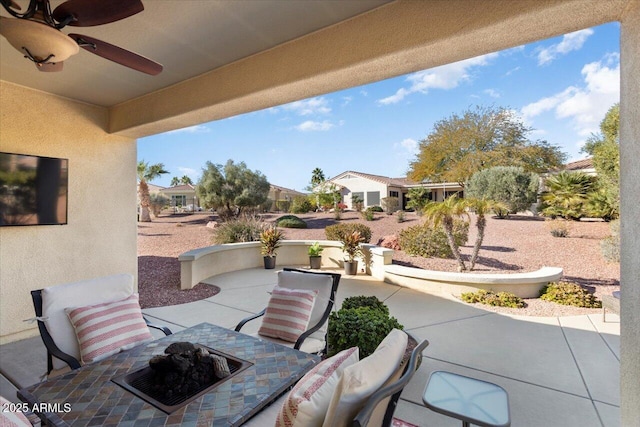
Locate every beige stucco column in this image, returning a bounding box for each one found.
[620,2,640,424]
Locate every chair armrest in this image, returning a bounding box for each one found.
[144,317,172,336]
[235,309,266,332]
[35,318,81,372]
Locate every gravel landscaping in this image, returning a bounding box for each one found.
[138,210,619,316]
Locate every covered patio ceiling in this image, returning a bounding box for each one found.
[0,0,628,138]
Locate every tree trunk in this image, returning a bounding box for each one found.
[470,215,486,270]
[444,219,466,271]
[138,180,152,222]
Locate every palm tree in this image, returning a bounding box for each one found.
[310,167,326,210]
[170,176,180,187]
[423,195,468,271]
[465,198,508,270]
[541,171,594,220]
[180,175,194,185]
[138,160,169,222]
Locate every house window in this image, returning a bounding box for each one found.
[390,191,399,198]
[444,190,463,199]
[171,195,186,207]
[367,191,380,206]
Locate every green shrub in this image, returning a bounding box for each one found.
[460,289,525,308]
[396,210,405,223]
[548,219,570,237]
[291,196,314,214]
[370,206,384,213]
[466,166,539,215]
[212,216,264,244]
[328,296,403,358]
[275,215,307,229]
[325,223,372,243]
[540,281,602,308]
[601,220,620,262]
[341,296,389,315]
[361,208,375,221]
[398,219,468,258]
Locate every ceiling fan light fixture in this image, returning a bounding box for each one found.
[0,16,79,64]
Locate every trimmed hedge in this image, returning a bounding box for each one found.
[325,223,372,243]
[275,215,307,229]
[398,220,468,258]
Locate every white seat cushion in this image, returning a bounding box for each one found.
[41,273,135,369]
[248,332,326,354]
[0,395,32,426]
[276,347,359,426]
[258,286,317,343]
[65,294,153,364]
[322,329,408,427]
[277,270,334,342]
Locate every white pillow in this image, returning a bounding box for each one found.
[65,293,153,364]
[259,285,318,343]
[322,329,408,427]
[276,347,359,426]
[277,271,333,342]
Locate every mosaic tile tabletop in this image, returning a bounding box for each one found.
[18,323,320,426]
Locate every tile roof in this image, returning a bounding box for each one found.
[564,158,594,171]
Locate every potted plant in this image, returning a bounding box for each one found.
[308,242,324,269]
[260,226,284,269]
[340,230,364,275]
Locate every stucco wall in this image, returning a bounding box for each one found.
[620,2,640,423]
[0,82,137,343]
[333,175,387,209]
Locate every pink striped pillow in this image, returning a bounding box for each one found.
[65,294,153,364]
[259,285,318,343]
[276,347,359,426]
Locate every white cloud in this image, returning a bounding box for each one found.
[394,138,419,155]
[178,167,197,176]
[360,90,368,97]
[521,54,619,137]
[295,120,335,132]
[282,97,331,116]
[484,88,500,98]
[166,124,209,134]
[505,66,520,76]
[341,96,353,107]
[377,52,499,105]
[536,29,594,65]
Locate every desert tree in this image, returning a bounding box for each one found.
[466,166,539,217]
[465,198,508,270]
[409,105,566,186]
[196,160,270,219]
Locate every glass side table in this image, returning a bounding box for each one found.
[422,370,511,427]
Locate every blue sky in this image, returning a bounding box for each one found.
[138,22,620,192]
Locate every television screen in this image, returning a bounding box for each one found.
[0,152,68,226]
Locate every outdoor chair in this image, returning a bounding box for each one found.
[243,329,429,427]
[30,273,172,376]
[234,268,341,355]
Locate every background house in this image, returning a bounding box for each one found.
[159,184,199,211]
[268,184,306,212]
[325,171,463,210]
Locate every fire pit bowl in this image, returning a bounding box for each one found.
[112,343,252,414]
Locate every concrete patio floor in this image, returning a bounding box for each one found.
[1,267,620,426]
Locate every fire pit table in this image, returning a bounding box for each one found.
[18,322,320,426]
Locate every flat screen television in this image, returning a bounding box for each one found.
[0,152,68,226]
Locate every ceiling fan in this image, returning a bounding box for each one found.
[0,0,162,74]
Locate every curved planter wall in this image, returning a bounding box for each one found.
[179,240,562,298]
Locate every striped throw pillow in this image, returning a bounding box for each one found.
[258,285,318,343]
[276,347,359,426]
[65,294,153,364]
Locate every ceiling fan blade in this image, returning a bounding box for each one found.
[35,62,64,72]
[52,0,143,27]
[69,33,162,75]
